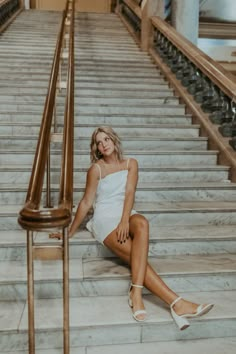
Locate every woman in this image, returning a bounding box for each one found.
[50,126,213,329]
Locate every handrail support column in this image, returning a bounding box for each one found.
[27,230,35,354]
[63,227,70,354]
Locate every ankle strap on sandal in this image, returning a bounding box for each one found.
[170,296,182,308]
[131,283,143,289]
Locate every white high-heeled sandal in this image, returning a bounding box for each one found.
[128,283,147,322]
[170,297,190,330]
[170,297,214,330]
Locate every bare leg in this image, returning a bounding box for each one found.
[104,214,203,316]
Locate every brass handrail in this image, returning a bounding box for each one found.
[17,1,75,353]
[18,0,74,231]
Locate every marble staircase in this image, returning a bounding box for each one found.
[0,10,236,354]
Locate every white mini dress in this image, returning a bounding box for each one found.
[86,160,137,244]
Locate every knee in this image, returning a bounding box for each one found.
[131,215,149,239]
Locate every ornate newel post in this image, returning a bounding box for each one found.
[141,0,167,51]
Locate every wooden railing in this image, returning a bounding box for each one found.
[116,0,236,181]
[18,1,75,353]
[0,0,23,33]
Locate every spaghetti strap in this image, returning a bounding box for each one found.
[126,158,130,169]
[95,163,102,180]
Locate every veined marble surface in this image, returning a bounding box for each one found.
[2,337,236,353]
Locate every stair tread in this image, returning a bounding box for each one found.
[3,201,236,214]
[0,149,219,154]
[0,135,208,141]
[0,164,229,171]
[1,224,236,246]
[0,122,200,128]
[40,337,236,354]
[0,182,235,190]
[1,254,236,284]
[0,290,234,331]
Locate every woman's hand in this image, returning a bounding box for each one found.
[116,219,130,244]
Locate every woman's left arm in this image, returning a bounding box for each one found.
[116,158,138,242]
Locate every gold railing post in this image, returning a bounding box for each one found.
[63,227,70,354]
[45,145,53,208]
[27,230,35,354]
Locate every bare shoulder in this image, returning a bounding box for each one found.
[87,163,100,181]
[127,158,138,169]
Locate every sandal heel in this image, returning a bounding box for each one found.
[170,297,190,331]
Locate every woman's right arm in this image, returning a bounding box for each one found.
[50,164,99,239]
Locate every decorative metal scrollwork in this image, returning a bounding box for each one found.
[0,0,20,29]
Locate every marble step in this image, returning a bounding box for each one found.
[0,87,174,98]
[0,70,164,81]
[0,48,55,55]
[0,105,187,116]
[0,53,54,62]
[0,135,207,151]
[0,164,229,184]
[0,60,157,70]
[2,182,236,205]
[0,253,236,300]
[1,35,137,46]
[75,62,162,72]
[0,111,193,124]
[0,124,200,137]
[0,37,58,45]
[1,223,236,261]
[0,79,170,90]
[2,201,236,230]
[2,47,151,60]
[0,290,235,352]
[4,337,236,354]
[0,84,173,95]
[71,53,153,62]
[0,73,167,83]
[0,95,180,105]
[0,149,218,166]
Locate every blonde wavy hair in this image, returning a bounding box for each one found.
[90,126,123,163]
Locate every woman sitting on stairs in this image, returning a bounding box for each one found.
[50,125,214,330]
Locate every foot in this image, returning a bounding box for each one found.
[173,298,213,317]
[129,286,146,321]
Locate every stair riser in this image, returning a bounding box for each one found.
[2,211,236,230]
[1,319,236,352]
[2,188,236,204]
[0,169,228,184]
[0,90,176,99]
[0,96,179,105]
[1,239,236,262]
[0,113,192,124]
[0,153,218,166]
[0,139,207,151]
[0,125,199,135]
[0,273,235,301]
[0,73,166,82]
[0,103,185,115]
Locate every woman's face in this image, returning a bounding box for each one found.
[96,132,115,157]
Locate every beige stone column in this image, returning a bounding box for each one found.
[141,0,167,51]
[171,0,199,45]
